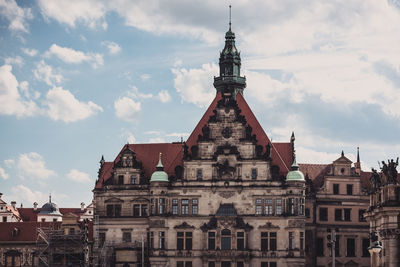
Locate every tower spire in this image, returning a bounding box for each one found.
[229,5,232,30]
[213,5,246,98]
[357,146,360,163]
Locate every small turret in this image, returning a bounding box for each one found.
[150,153,169,183]
[286,152,305,182]
[354,147,361,175]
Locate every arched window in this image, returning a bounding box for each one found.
[221,229,231,250]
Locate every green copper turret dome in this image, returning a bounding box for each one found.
[150,153,169,183]
[286,154,305,182]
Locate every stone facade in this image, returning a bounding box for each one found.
[93,24,306,267]
[364,161,400,267]
[302,152,371,267]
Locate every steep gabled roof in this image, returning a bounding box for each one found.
[299,163,331,189]
[0,222,61,242]
[17,208,87,222]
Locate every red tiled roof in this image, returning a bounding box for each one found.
[96,143,183,188]
[0,222,60,242]
[17,208,86,222]
[236,93,291,174]
[299,163,331,189]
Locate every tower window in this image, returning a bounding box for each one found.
[256,199,262,215]
[131,175,137,184]
[192,199,198,215]
[276,198,282,215]
[265,199,273,215]
[197,169,203,180]
[221,229,231,250]
[159,198,166,215]
[346,184,353,195]
[251,168,258,179]
[181,199,189,215]
[172,199,178,215]
[333,184,339,194]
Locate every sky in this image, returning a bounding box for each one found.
[0,0,400,208]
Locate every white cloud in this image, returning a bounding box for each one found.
[114,96,141,122]
[101,41,121,54]
[0,64,39,117]
[17,152,56,179]
[67,169,91,183]
[45,44,104,68]
[4,159,15,167]
[0,167,8,179]
[128,85,153,99]
[4,56,23,67]
[158,90,171,103]
[45,87,103,123]
[21,48,38,57]
[148,137,166,143]
[38,0,107,29]
[33,60,63,86]
[166,132,190,138]
[120,129,136,143]
[145,130,162,135]
[172,63,217,107]
[140,74,151,81]
[0,0,33,33]
[10,185,48,206]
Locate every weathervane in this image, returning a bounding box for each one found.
[229,5,232,30]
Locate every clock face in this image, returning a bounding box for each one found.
[222,127,232,138]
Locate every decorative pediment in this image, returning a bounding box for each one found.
[104,197,124,203]
[259,222,280,229]
[174,222,195,229]
[234,217,253,231]
[130,197,149,203]
[200,217,218,232]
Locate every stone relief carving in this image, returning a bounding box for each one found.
[218,191,235,199]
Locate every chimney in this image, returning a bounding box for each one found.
[33,202,38,211]
[80,202,85,212]
[0,193,3,199]
[11,201,16,209]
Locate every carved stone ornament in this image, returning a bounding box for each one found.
[149,220,165,228]
[259,222,280,229]
[218,191,235,199]
[286,219,305,229]
[174,222,195,229]
[222,127,232,138]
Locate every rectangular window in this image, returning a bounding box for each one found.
[2,216,6,222]
[237,232,245,250]
[316,238,324,256]
[141,204,147,217]
[347,184,353,195]
[333,184,339,194]
[150,232,154,249]
[69,228,75,235]
[261,263,267,267]
[208,232,216,250]
[192,199,198,215]
[159,231,165,249]
[335,235,340,256]
[221,229,231,250]
[99,232,106,247]
[118,175,124,185]
[181,199,189,215]
[270,232,277,251]
[265,199,273,215]
[115,204,121,217]
[276,198,282,215]
[133,204,140,217]
[159,198,165,215]
[300,198,305,215]
[347,238,355,257]
[289,232,295,250]
[185,262,192,267]
[172,199,178,215]
[359,209,366,222]
[122,232,131,243]
[237,262,244,267]
[131,174,137,184]
[208,262,215,267]
[197,169,203,180]
[256,198,262,215]
[261,232,268,251]
[305,208,310,218]
[362,238,370,257]
[151,199,155,215]
[270,262,277,267]
[177,262,184,267]
[107,204,121,217]
[185,232,193,250]
[319,207,328,221]
[251,168,258,179]
[344,208,351,221]
[177,232,184,250]
[289,198,295,215]
[106,205,113,217]
[335,209,342,221]
[298,232,303,251]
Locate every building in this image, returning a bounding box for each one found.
[93,22,307,267]
[0,194,94,267]
[364,159,400,267]
[300,150,372,267]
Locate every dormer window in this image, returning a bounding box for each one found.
[131,175,137,184]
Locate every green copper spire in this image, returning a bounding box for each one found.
[286,151,305,182]
[213,5,246,98]
[150,153,169,183]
